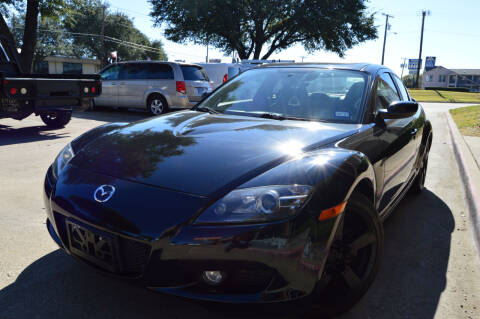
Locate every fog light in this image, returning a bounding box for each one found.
[202,270,224,285]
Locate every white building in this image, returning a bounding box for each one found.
[34,56,101,74]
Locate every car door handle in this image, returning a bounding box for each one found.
[410,128,418,136]
[111,82,116,85]
[119,82,125,85]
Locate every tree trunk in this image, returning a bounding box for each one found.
[20,0,40,73]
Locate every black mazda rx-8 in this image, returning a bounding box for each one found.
[44,63,432,317]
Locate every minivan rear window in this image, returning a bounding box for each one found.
[181,66,209,81]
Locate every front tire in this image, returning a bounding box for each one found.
[411,138,431,194]
[307,193,383,318]
[147,94,168,115]
[40,111,72,128]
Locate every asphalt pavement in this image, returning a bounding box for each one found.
[0,104,479,319]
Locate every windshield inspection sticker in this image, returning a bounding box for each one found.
[335,111,350,118]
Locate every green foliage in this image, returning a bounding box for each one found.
[149,0,377,59]
[65,0,167,64]
[450,105,480,136]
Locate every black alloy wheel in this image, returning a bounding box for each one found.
[411,138,432,194]
[40,111,72,128]
[307,192,383,318]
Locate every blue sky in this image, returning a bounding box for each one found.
[110,0,480,75]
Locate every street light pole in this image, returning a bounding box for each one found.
[381,13,393,65]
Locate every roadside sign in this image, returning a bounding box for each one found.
[408,59,422,71]
[425,56,436,70]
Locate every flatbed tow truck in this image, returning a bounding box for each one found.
[0,15,101,128]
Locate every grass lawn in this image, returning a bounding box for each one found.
[409,89,480,103]
[449,105,480,136]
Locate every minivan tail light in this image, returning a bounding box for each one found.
[223,74,228,83]
[176,81,186,95]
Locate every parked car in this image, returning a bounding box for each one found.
[94,61,212,115]
[196,63,241,88]
[44,63,432,318]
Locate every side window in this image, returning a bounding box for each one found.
[148,64,174,79]
[392,74,410,101]
[100,65,120,81]
[121,64,149,80]
[375,73,400,109]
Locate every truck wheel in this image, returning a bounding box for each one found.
[147,94,168,115]
[40,111,72,128]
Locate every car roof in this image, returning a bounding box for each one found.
[112,61,202,68]
[258,63,390,75]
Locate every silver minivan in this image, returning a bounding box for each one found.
[94,61,212,114]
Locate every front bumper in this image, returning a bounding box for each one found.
[44,168,337,303]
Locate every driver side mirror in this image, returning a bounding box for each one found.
[377,101,418,120]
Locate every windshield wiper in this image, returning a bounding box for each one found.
[195,106,220,114]
[256,112,311,122]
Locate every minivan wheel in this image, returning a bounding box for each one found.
[306,192,383,318]
[147,94,168,115]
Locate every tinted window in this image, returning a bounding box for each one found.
[392,74,409,101]
[181,66,208,81]
[200,68,368,123]
[63,62,82,74]
[100,65,120,80]
[120,63,149,80]
[148,63,174,79]
[376,73,400,109]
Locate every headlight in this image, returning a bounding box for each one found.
[52,143,75,179]
[196,185,312,224]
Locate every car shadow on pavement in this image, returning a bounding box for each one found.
[340,189,455,319]
[0,124,69,146]
[72,108,151,124]
[0,189,453,319]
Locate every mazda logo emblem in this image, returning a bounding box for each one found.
[94,185,116,203]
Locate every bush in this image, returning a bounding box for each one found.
[424,87,470,92]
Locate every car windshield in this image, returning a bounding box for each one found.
[198,67,368,123]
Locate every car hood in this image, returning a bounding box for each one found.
[71,111,361,196]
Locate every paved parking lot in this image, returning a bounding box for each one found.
[0,104,479,318]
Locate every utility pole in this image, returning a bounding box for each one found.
[400,57,408,79]
[206,38,209,63]
[381,13,393,65]
[415,10,429,88]
[100,4,106,67]
[300,56,306,62]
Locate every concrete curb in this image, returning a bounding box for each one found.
[445,112,480,257]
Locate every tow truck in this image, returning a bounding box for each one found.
[0,16,101,128]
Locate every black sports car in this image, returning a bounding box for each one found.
[44,63,432,317]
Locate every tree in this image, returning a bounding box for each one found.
[150,0,377,60]
[65,0,167,64]
[1,0,65,72]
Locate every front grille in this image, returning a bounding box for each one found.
[118,236,151,275]
[53,212,151,276]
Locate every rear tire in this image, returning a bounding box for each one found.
[306,192,383,318]
[147,94,168,115]
[411,137,431,194]
[40,111,72,128]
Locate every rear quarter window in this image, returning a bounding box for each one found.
[181,66,209,81]
[148,64,174,80]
